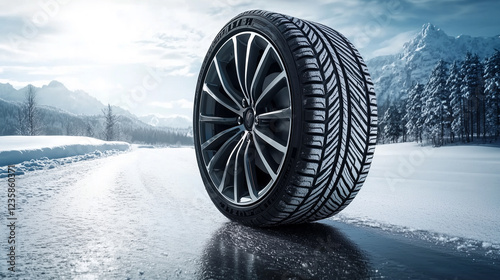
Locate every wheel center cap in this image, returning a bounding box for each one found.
[243,109,255,130]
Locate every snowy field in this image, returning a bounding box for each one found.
[336,142,500,247]
[0,136,130,177]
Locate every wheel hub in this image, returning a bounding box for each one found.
[243,108,255,131]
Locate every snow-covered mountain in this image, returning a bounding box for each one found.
[367,23,500,104]
[0,81,105,115]
[0,81,146,120]
[0,80,192,129]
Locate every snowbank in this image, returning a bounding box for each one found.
[336,142,500,245]
[0,136,130,172]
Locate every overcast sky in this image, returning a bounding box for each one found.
[0,0,499,120]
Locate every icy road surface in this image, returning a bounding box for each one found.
[1,145,499,279]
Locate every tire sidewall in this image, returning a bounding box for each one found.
[193,12,304,224]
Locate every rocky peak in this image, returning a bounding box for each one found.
[367,23,500,104]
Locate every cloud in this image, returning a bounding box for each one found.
[150,99,193,109]
[1,0,499,119]
[0,2,39,17]
[371,30,416,57]
[167,66,196,77]
[0,1,417,79]
[0,78,52,89]
[0,65,94,76]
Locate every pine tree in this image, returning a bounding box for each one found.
[377,99,391,144]
[103,104,117,141]
[382,103,402,143]
[423,60,449,146]
[405,83,424,143]
[461,53,484,142]
[448,61,464,142]
[399,98,408,142]
[484,49,500,140]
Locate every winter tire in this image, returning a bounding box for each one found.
[193,10,377,226]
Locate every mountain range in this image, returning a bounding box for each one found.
[0,81,191,129]
[366,23,500,104]
[0,81,105,115]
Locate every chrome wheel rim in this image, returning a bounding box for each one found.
[197,31,292,206]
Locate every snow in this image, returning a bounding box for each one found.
[0,135,128,153]
[0,136,130,176]
[335,142,500,245]
[0,143,499,277]
[1,136,499,257]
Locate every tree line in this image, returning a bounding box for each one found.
[379,50,500,146]
[8,88,193,146]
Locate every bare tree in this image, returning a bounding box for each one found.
[16,85,39,135]
[103,104,117,141]
[26,85,39,135]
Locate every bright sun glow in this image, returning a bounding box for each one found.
[55,2,151,64]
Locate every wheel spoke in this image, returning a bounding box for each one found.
[218,156,231,192]
[255,70,287,107]
[254,127,287,154]
[257,107,291,120]
[244,140,258,200]
[244,33,256,103]
[218,136,246,192]
[200,114,239,124]
[214,56,243,110]
[252,133,278,180]
[203,83,240,115]
[233,136,248,202]
[207,130,242,174]
[250,44,272,101]
[233,36,250,101]
[201,125,243,151]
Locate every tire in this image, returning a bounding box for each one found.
[193,10,377,227]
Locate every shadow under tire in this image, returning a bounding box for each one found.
[193,10,377,226]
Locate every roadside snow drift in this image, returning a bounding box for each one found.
[0,136,130,176]
[336,142,500,245]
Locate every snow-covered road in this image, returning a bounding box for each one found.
[2,147,225,278]
[1,145,499,279]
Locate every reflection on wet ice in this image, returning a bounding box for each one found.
[199,222,372,279]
